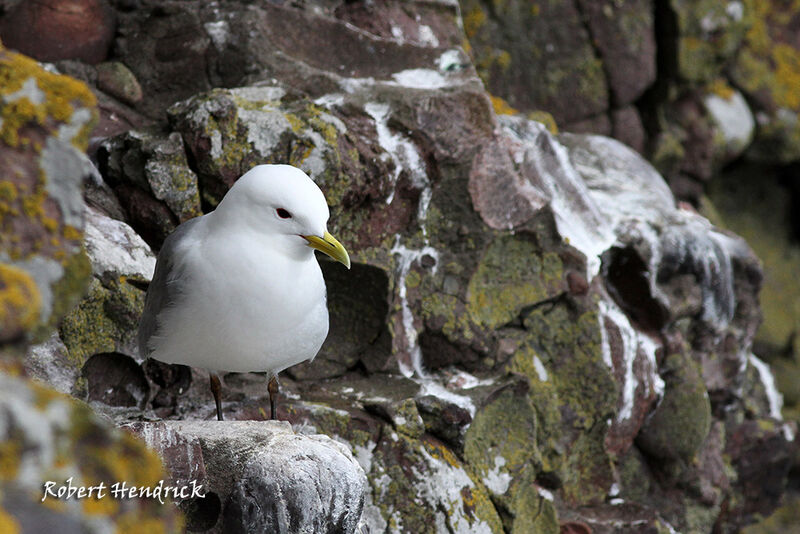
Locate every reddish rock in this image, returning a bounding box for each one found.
[576,0,656,106]
[611,106,647,154]
[469,136,548,231]
[0,0,115,64]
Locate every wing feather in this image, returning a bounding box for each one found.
[137,217,202,359]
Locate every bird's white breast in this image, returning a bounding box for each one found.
[149,225,329,373]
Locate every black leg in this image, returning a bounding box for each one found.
[210,373,223,421]
[268,375,279,420]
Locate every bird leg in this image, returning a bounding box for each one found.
[210,373,224,421]
[268,375,280,420]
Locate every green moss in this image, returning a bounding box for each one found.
[465,385,540,482]
[420,291,476,347]
[637,353,711,462]
[509,471,559,534]
[506,342,563,472]
[467,234,564,330]
[682,497,721,534]
[559,422,613,505]
[651,127,687,176]
[424,438,504,533]
[58,274,144,365]
[36,247,91,341]
[678,37,719,83]
[367,432,503,533]
[705,168,800,360]
[58,278,116,363]
[673,0,753,83]
[526,305,616,428]
[615,447,652,503]
[516,304,616,505]
[742,492,800,534]
[393,398,425,438]
[303,403,372,448]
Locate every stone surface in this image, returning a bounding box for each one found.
[728,0,800,163]
[0,0,115,64]
[129,420,367,534]
[96,61,143,105]
[0,372,181,532]
[98,129,201,247]
[59,207,153,365]
[0,45,97,342]
[672,0,751,83]
[0,1,795,533]
[461,0,607,125]
[575,0,657,107]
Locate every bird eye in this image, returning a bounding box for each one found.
[276,208,292,219]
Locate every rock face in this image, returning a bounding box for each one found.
[0,1,796,534]
[128,421,367,533]
[0,45,97,344]
[0,369,181,532]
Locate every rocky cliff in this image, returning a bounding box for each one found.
[0,1,797,533]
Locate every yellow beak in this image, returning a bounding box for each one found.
[303,231,351,269]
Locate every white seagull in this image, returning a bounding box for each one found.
[138,164,350,420]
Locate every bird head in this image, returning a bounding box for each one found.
[215,164,350,269]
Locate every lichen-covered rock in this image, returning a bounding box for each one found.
[0,45,97,342]
[728,0,800,163]
[460,0,608,126]
[462,0,654,144]
[130,420,367,534]
[671,0,752,83]
[98,129,201,247]
[703,83,755,165]
[636,353,712,461]
[59,207,154,366]
[0,372,181,532]
[4,2,794,533]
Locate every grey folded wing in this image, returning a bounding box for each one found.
[138,218,200,359]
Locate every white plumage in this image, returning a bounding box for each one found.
[138,164,350,419]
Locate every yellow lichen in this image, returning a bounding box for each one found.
[495,50,512,71]
[490,95,518,116]
[0,46,97,150]
[0,182,18,202]
[0,508,20,534]
[21,188,45,218]
[707,79,736,100]
[528,110,559,134]
[425,439,460,468]
[0,263,41,333]
[463,7,486,39]
[62,225,82,241]
[0,439,22,479]
[115,515,167,534]
[41,216,58,232]
[285,112,305,134]
[772,43,800,109]
[0,97,47,147]
[83,494,119,516]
